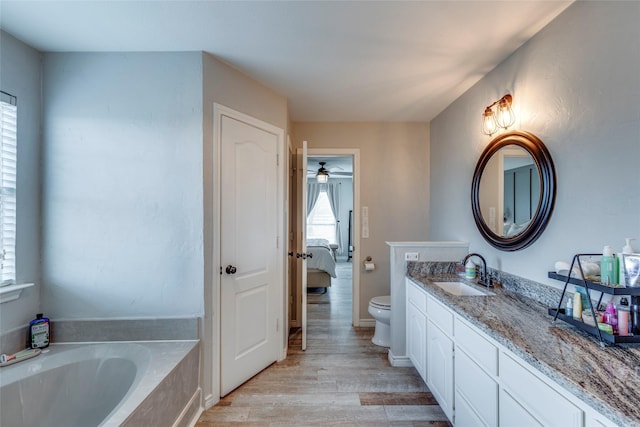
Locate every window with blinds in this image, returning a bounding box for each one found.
[0,92,17,286]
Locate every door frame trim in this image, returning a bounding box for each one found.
[204,103,285,408]
[303,148,361,327]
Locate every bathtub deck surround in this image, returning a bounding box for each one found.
[0,341,200,427]
[406,263,640,426]
[0,317,202,427]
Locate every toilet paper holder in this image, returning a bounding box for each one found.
[364,256,375,271]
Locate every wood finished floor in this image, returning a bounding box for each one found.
[196,262,451,426]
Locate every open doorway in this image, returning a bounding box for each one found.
[289,149,360,349]
[305,155,354,332]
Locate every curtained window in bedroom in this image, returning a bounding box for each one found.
[306,183,342,253]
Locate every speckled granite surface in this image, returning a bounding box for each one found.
[406,265,640,427]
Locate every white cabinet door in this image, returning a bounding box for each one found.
[407,300,427,382]
[500,351,583,427]
[427,319,454,421]
[455,391,488,427]
[585,413,618,427]
[500,388,544,427]
[455,348,498,426]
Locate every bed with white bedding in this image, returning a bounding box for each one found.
[306,238,337,288]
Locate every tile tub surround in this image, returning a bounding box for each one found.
[0,317,200,370]
[121,340,201,427]
[51,317,200,342]
[406,272,640,426]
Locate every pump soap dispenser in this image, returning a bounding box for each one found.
[620,238,637,286]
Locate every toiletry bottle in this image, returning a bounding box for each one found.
[565,297,573,318]
[575,286,590,312]
[632,304,640,335]
[600,245,617,285]
[604,301,618,334]
[573,292,582,320]
[618,298,630,336]
[29,313,50,349]
[619,238,636,286]
[465,260,476,280]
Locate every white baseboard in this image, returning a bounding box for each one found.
[359,319,376,327]
[174,388,202,427]
[388,350,414,367]
[204,392,218,410]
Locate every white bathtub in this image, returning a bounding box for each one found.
[0,341,199,427]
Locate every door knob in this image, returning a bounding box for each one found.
[225,265,237,274]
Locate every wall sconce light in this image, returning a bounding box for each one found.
[481,94,515,136]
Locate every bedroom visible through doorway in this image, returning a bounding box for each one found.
[304,155,354,342]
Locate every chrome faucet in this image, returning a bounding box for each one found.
[462,253,493,287]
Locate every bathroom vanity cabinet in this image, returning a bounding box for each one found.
[406,282,427,381]
[406,280,454,420]
[405,278,619,427]
[426,296,454,421]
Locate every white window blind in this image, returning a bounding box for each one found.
[0,93,17,286]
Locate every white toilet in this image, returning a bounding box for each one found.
[368,295,391,347]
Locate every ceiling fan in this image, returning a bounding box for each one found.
[308,161,351,182]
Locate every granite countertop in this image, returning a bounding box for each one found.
[406,271,640,427]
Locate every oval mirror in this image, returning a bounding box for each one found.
[471,131,556,251]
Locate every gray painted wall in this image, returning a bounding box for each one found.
[430,1,640,287]
[0,31,42,333]
[41,52,204,319]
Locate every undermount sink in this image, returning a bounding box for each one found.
[433,281,495,297]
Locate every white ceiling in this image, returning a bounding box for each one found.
[0,1,573,122]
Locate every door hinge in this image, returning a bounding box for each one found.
[277,153,280,166]
[276,235,280,249]
[219,266,222,275]
[276,318,279,332]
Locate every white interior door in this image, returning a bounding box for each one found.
[220,114,280,396]
[300,140,308,350]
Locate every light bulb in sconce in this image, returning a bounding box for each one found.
[482,107,497,136]
[496,94,515,129]
[481,94,515,136]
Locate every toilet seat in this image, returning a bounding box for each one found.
[370,296,390,309]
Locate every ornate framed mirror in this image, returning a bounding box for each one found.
[471,131,556,251]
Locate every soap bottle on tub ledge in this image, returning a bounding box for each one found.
[28,313,50,349]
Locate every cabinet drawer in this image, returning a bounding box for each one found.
[406,280,427,313]
[455,318,498,376]
[427,295,453,335]
[500,352,583,427]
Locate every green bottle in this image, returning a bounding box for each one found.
[600,245,617,285]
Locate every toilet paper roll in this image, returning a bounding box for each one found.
[364,262,375,271]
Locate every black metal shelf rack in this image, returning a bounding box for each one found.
[548,253,640,347]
